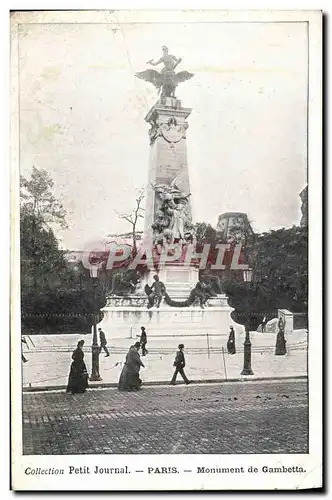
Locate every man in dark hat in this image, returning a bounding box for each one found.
[140,326,148,356]
[170,344,190,385]
[98,328,110,357]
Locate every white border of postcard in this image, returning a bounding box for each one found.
[10,8,322,491]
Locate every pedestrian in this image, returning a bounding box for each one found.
[170,344,190,385]
[21,336,28,363]
[261,316,267,333]
[66,340,89,394]
[118,342,145,391]
[227,326,236,354]
[98,328,110,357]
[140,326,148,356]
[278,316,285,332]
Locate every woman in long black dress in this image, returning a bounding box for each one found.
[227,326,236,354]
[66,340,89,394]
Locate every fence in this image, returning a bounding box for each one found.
[22,331,307,388]
[22,332,307,356]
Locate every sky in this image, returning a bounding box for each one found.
[18,19,308,250]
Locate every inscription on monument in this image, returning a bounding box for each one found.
[155,140,186,185]
[166,269,190,283]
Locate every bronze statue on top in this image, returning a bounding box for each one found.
[135,46,194,98]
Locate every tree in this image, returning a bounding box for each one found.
[20,214,68,294]
[20,166,67,228]
[20,167,108,334]
[194,222,219,246]
[223,225,308,330]
[252,226,308,313]
[193,221,245,289]
[20,167,68,294]
[115,188,145,256]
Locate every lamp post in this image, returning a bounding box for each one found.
[89,264,102,382]
[241,268,254,376]
[73,264,83,291]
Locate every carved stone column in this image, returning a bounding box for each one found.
[143,97,193,245]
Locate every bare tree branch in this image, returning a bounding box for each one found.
[114,188,145,254]
[120,215,134,225]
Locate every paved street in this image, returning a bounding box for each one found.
[22,379,308,455]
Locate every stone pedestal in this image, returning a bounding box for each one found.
[98,294,235,339]
[143,263,198,297]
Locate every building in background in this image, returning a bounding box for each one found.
[217,212,255,244]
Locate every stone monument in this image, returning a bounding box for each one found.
[98,47,236,338]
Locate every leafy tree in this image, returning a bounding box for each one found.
[20,166,67,228]
[193,221,245,287]
[252,226,308,312]
[20,167,107,334]
[194,222,219,246]
[20,213,67,294]
[223,226,308,330]
[20,167,68,294]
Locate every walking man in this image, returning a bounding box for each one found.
[98,328,110,357]
[140,326,148,356]
[21,337,28,363]
[170,344,190,385]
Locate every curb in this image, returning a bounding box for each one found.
[23,375,307,393]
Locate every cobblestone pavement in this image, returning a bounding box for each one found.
[23,379,308,455]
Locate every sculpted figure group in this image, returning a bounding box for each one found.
[151,178,195,248]
[145,274,216,309]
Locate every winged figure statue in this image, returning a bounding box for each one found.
[135,46,194,98]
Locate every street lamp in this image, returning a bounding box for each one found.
[243,268,253,283]
[89,264,102,382]
[73,264,83,291]
[241,267,254,376]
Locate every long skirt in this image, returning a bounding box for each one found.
[227,340,236,354]
[66,362,89,394]
[118,364,142,391]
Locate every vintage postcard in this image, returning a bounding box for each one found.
[10,9,322,491]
